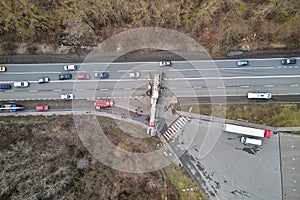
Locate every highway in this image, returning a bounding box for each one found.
[0,57,299,100]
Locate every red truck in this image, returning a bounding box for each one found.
[95,100,114,109]
[36,105,49,111]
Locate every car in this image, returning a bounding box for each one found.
[281,58,296,65]
[0,66,6,72]
[36,105,49,111]
[58,73,72,80]
[77,74,90,80]
[237,60,250,66]
[159,60,172,67]
[38,77,50,83]
[0,84,12,89]
[14,81,29,88]
[61,94,74,100]
[63,64,77,71]
[94,72,109,79]
[129,72,140,78]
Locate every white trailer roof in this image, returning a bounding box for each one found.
[224,124,266,138]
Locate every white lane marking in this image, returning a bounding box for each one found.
[193,86,202,89]
[100,89,108,91]
[140,70,157,72]
[265,85,274,87]
[166,75,300,80]
[0,79,145,84]
[4,72,61,74]
[169,69,215,71]
[222,67,275,70]
[241,85,250,88]
[4,57,299,66]
[216,86,225,89]
[117,70,132,72]
[169,66,276,71]
[295,66,298,68]
[289,84,299,87]
[53,89,62,92]
[123,88,132,90]
[29,90,38,92]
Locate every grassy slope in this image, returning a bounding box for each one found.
[180,103,300,127]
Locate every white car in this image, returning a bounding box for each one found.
[63,65,77,71]
[38,77,50,83]
[0,66,6,72]
[236,60,249,66]
[60,94,74,100]
[129,72,140,78]
[14,81,29,88]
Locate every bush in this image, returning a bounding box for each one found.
[1,43,18,55]
[27,46,38,54]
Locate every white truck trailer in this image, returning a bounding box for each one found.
[223,124,271,138]
[240,136,262,145]
[247,92,272,99]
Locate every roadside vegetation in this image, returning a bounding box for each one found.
[165,164,207,200]
[0,0,299,56]
[179,103,300,127]
[0,115,206,199]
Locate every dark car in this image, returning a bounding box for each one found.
[159,60,172,67]
[38,77,50,83]
[59,73,72,80]
[281,58,296,65]
[0,84,12,89]
[237,60,250,66]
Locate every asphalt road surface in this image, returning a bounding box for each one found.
[172,118,282,200]
[0,57,299,100]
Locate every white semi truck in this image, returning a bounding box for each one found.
[223,124,271,138]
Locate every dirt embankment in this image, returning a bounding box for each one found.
[0,0,299,59]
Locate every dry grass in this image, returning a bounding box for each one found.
[165,164,207,200]
[0,115,168,199]
[180,103,300,127]
[0,0,299,55]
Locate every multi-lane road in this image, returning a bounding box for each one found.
[0,57,299,101]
